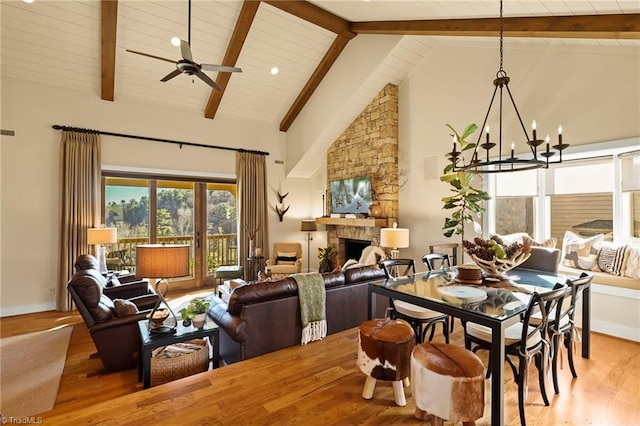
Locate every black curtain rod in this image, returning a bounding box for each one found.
[51,124,269,156]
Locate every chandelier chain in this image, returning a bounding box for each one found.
[499,0,504,73]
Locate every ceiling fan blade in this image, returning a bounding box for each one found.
[126,49,176,64]
[160,68,182,82]
[194,70,222,91]
[179,39,193,62]
[201,64,242,73]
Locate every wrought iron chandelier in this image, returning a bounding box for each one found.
[448,0,569,173]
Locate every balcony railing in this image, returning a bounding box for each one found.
[106,234,238,273]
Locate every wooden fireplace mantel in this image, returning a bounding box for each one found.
[315,217,395,228]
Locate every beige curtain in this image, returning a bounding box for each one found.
[57,130,101,311]
[236,151,269,280]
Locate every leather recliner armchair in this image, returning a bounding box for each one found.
[68,255,159,371]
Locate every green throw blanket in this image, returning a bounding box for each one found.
[292,272,327,345]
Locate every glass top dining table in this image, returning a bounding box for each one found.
[367,267,590,426]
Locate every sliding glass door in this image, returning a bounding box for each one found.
[102,176,236,290]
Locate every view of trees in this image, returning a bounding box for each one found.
[105,186,236,238]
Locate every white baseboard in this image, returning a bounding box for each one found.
[590,319,640,342]
[0,302,56,318]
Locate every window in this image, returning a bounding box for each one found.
[103,175,236,288]
[494,169,537,236]
[547,158,614,243]
[621,151,640,238]
[486,138,639,244]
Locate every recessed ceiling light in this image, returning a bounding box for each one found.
[170,37,181,47]
[270,67,279,75]
[23,0,35,3]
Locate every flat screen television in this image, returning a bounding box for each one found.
[330,176,372,214]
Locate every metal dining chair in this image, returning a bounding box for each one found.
[429,243,459,266]
[379,258,450,344]
[422,253,455,333]
[547,272,593,394]
[464,283,568,426]
[422,253,451,271]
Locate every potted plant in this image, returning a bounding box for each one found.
[179,297,211,328]
[317,246,337,273]
[440,123,491,261]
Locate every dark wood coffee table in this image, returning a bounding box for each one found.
[138,317,219,389]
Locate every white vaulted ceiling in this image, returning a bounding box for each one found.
[1,0,638,176]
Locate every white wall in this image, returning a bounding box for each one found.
[398,42,640,266]
[0,79,313,315]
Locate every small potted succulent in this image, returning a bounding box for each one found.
[179,297,211,328]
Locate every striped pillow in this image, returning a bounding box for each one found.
[597,243,628,275]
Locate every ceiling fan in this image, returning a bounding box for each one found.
[126,0,241,91]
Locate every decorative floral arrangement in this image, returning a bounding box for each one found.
[462,237,531,278]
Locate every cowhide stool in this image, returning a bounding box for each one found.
[411,342,485,426]
[357,317,415,406]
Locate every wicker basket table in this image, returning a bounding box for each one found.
[151,339,209,387]
[138,318,219,389]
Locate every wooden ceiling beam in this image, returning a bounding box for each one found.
[279,34,351,132]
[100,0,118,101]
[263,0,356,39]
[351,14,640,39]
[205,0,260,120]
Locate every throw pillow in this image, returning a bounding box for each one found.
[561,231,604,271]
[623,244,640,279]
[523,235,558,249]
[596,242,628,275]
[113,299,138,317]
[276,251,297,265]
[491,232,529,245]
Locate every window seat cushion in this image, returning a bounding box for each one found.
[558,264,640,291]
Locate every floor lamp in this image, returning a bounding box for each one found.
[380,222,410,277]
[136,244,190,334]
[87,226,117,274]
[301,220,317,273]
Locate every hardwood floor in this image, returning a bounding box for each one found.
[2,305,639,425]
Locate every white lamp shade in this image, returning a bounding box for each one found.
[87,227,117,245]
[135,244,190,279]
[380,228,410,249]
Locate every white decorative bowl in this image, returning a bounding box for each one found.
[468,251,531,279]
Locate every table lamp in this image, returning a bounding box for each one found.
[380,222,410,259]
[301,219,317,272]
[136,244,190,334]
[87,226,117,274]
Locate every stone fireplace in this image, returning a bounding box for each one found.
[322,83,399,266]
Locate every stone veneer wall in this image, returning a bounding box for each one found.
[325,83,399,264]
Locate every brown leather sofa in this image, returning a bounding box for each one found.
[67,255,159,371]
[207,266,389,364]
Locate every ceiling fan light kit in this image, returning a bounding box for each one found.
[126,0,241,91]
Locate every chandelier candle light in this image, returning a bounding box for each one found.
[448,0,569,174]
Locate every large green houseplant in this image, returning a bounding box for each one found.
[440,124,491,258]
